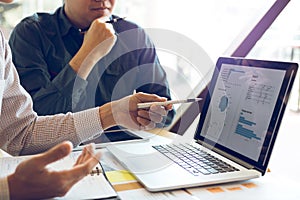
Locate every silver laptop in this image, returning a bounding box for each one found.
[107,57,298,192]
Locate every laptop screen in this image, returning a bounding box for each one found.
[195,57,298,174]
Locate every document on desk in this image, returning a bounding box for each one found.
[187,175,300,200]
[118,188,192,200]
[0,151,118,200]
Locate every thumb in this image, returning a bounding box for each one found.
[136,92,167,103]
[34,141,73,168]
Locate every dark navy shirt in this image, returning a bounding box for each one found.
[9,6,174,125]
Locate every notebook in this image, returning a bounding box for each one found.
[106,57,298,192]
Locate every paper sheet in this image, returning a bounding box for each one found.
[118,188,194,200]
[187,175,300,200]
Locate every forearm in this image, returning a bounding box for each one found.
[69,47,98,80]
[98,102,117,130]
[69,43,107,80]
[18,108,102,155]
[31,66,88,115]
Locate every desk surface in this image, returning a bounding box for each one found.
[1,118,299,199]
[100,127,300,200]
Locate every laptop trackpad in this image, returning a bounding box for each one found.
[122,152,173,174]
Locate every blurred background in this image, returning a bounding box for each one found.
[1,0,299,111]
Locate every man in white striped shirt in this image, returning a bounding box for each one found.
[0,1,172,199]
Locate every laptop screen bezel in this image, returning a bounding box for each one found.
[194,57,298,175]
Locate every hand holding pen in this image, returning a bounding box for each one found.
[137,98,203,109]
[79,17,126,33]
[71,17,119,79]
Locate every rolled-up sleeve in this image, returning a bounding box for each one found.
[73,107,103,142]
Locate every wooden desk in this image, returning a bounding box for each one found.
[147,128,178,139]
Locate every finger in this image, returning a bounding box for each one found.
[66,152,102,183]
[164,104,173,111]
[84,143,96,156]
[105,23,115,35]
[74,147,88,166]
[74,143,99,166]
[35,141,73,168]
[138,110,163,123]
[74,153,84,166]
[135,92,167,103]
[140,105,168,123]
[94,17,115,35]
[149,105,168,116]
[83,143,101,163]
[137,117,156,130]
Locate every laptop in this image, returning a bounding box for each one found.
[106,57,298,192]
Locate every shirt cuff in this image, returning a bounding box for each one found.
[73,107,104,142]
[0,176,10,200]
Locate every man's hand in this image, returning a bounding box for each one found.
[82,18,117,58]
[99,92,173,130]
[70,18,117,79]
[8,141,101,200]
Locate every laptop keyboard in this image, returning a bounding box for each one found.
[153,143,239,176]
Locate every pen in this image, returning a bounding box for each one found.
[105,17,126,24]
[79,17,126,34]
[137,98,203,109]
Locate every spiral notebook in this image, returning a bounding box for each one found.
[0,151,118,200]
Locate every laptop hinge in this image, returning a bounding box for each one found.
[198,141,255,170]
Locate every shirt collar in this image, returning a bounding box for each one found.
[58,5,77,36]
